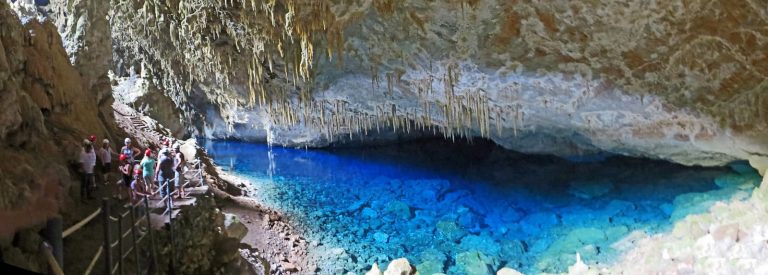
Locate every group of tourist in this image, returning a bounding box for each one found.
[78,135,187,204]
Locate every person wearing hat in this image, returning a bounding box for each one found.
[98,139,116,186]
[79,139,97,201]
[120,138,142,165]
[140,148,157,193]
[130,168,151,205]
[118,154,132,200]
[155,148,175,200]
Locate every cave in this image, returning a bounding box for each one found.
[1,0,768,274]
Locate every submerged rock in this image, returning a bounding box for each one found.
[374,232,390,244]
[385,201,413,220]
[568,180,615,199]
[671,188,752,221]
[499,239,526,261]
[436,220,466,241]
[416,260,444,275]
[453,251,493,275]
[416,248,447,274]
[459,235,501,258]
[714,173,761,190]
[520,212,560,235]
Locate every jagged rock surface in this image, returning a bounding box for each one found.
[106,0,768,168]
[0,1,118,271]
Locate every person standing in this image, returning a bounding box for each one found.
[119,154,132,200]
[140,149,156,193]
[79,139,97,202]
[172,143,186,198]
[98,139,115,185]
[155,148,175,199]
[121,138,141,164]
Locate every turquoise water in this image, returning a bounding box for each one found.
[205,139,760,274]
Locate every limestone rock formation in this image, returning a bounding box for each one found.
[496,267,524,275]
[0,1,119,271]
[103,0,768,169]
[383,258,415,275]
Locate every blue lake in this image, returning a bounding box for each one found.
[205,139,760,274]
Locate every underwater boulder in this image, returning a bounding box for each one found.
[568,180,614,199]
[416,260,445,275]
[437,220,467,241]
[385,200,413,220]
[452,251,493,275]
[370,176,392,186]
[536,227,607,272]
[374,232,390,244]
[404,179,450,203]
[499,239,526,261]
[559,206,610,227]
[457,205,482,230]
[713,173,761,190]
[670,189,751,221]
[601,200,636,216]
[459,235,502,258]
[416,248,447,274]
[363,207,379,219]
[520,212,560,235]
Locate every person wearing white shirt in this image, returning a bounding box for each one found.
[79,139,97,201]
[99,139,116,185]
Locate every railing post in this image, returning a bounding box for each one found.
[130,205,140,274]
[118,212,124,275]
[102,198,112,275]
[199,160,205,187]
[43,217,64,271]
[143,196,158,273]
[168,182,176,275]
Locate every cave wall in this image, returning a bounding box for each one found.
[0,1,118,270]
[105,0,768,168]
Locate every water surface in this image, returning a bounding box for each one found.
[206,139,759,274]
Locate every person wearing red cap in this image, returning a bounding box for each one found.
[118,154,132,200]
[130,168,151,204]
[140,148,157,194]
